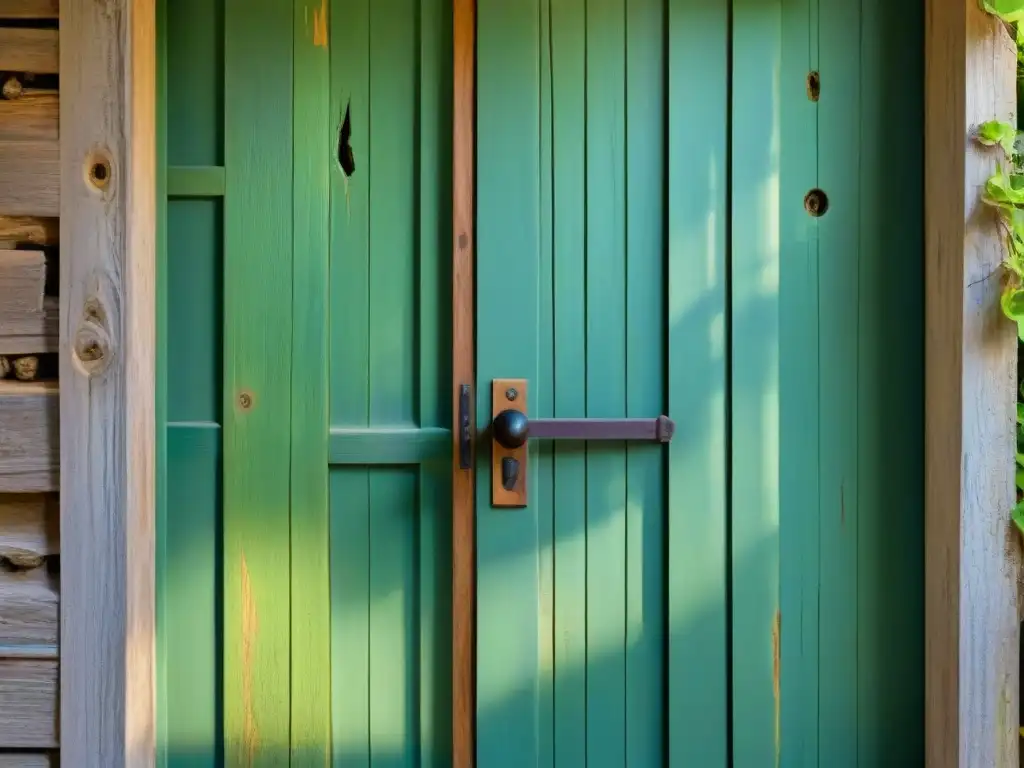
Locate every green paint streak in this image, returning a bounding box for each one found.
[817,0,860,762]
[168,166,227,198]
[666,0,729,763]
[548,0,587,761]
[476,1,543,764]
[731,1,782,765]
[624,0,665,761]
[223,0,294,763]
[291,0,331,763]
[778,0,819,765]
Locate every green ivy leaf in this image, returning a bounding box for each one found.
[1000,286,1024,320]
[984,165,1024,207]
[1012,500,1024,535]
[1016,466,1024,492]
[982,0,1024,22]
[977,119,1019,154]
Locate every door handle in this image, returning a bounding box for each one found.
[490,378,674,508]
[491,409,675,449]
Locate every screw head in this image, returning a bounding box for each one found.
[238,392,253,410]
[505,387,518,402]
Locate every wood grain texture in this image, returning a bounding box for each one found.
[0,381,56,492]
[0,753,58,768]
[0,218,57,248]
[0,29,58,74]
[59,0,157,764]
[0,660,56,747]
[451,0,475,764]
[0,250,45,313]
[0,141,57,218]
[0,493,58,563]
[924,1,1019,766]
[0,0,58,18]
[0,560,58,647]
[0,90,58,142]
[0,296,56,355]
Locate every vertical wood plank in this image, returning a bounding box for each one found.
[59,0,158,764]
[924,2,1019,766]
[451,0,475,765]
[223,1,293,764]
[666,0,729,762]
[291,0,331,764]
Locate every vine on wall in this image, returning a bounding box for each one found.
[979,1,1024,530]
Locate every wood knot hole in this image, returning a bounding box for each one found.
[84,150,113,193]
[72,298,112,377]
[806,71,820,102]
[804,188,829,217]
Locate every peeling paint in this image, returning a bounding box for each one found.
[241,552,260,765]
[312,0,329,48]
[772,609,781,768]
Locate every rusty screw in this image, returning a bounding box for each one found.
[804,188,829,218]
[238,392,253,410]
[505,387,518,402]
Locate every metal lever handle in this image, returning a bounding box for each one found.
[492,409,675,450]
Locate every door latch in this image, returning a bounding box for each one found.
[490,378,675,507]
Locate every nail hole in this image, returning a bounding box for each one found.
[337,100,355,178]
[806,71,820,102]
[84,151,113,192]
[804,188,829,217]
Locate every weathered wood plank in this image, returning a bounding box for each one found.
[0,493,58,565]
[0,250,45,314]
[0,562,57,647]
[0,29,58,75]
[0,218,56,248]
[924,1,1020,766]
[0,660,57,747]
[0,0,58,18]
[0,381,56,493]
[0,90,58,143]
[59,0,158,764]
[0,297,57,356]
[0,142,58,218]
[0,754,57,768]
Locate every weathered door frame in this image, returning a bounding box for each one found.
[55,0,1018,765]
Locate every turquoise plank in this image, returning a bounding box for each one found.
[549,0,587,761]
[331,468,371,767]
[778,0,820,764]
[624,0,665,763]
[167,200,221,423]
[165,423,221,767]
[476,0,543,763]
[817,0,860,762]
[168,166,226,198]
[666,0,729,763]
[328,427,451,465]
[368,468,420,765]
[856,0,924,761]
[330,0,370,428]
[166,0,222,166]
[584,0,628,763]
[731,1,782,765]
[368,0,418,426]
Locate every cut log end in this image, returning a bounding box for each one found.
[12,355,38,381]
[1,75,22,101]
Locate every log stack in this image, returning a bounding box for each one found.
[0,1,60,765]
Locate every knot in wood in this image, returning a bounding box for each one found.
[72,298,113,377]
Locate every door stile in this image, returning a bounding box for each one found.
[451,0,476,764]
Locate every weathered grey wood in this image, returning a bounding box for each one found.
[0,250,45,314]
[0,560,57,647]
[0,90,58,142]
[924,2,1020,766]
[0,660,57,747]
[0,754,57,768]
[0,0,58,18]
[0,218,56,248]
[0,29,58,75]
[0,297,57,355]
[0,493,58,565]
[0,141,58,218]
[59,0,157,764]
[0,381,56,493]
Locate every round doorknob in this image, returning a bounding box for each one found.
[493,409,529,449]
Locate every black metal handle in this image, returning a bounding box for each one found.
[492,409,674,450]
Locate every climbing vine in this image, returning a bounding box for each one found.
[978,1,1024,530]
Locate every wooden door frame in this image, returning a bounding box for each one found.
[451,0,476,765]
